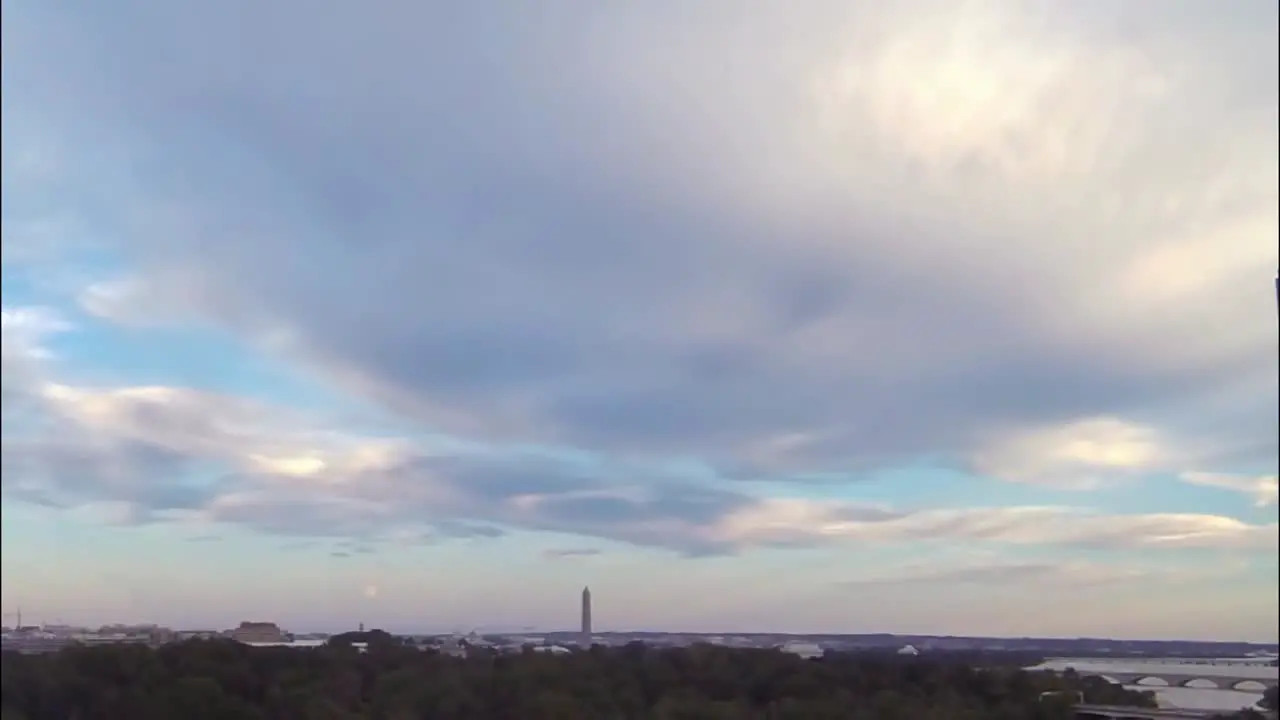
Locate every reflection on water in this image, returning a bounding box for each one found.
[1121,684,1262,712]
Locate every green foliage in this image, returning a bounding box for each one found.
[0,639,1159,720]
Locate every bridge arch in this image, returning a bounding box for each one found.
[1230,678,1269,691]
[1174,676,1222,689]
[1129,676,1171,687]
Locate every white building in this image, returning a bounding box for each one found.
[780,642,824,659]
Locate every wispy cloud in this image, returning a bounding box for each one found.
[544,548,603,560]
[837,558,1232,590]
[1181,472,1279,508]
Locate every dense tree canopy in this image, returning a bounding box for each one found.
[1,638,1162,719]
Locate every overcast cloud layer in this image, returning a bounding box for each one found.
[2,0,1277,638]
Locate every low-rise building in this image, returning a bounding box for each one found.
[780,642,824,659]
[229,622,286,644]
[175,630,223,641]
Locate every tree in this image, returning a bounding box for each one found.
[1259,684,1278,711]
[0,640,1160,720]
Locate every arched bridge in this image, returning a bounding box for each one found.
[1082,671,1277,691]
[1031,657,1279,692]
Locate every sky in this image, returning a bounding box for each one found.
[1,0,1277,642]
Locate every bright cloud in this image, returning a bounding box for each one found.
[972,417,1169,489]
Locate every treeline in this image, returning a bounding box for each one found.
[1,637,1158,719]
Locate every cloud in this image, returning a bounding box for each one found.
[971,417,1168,489]
[0,216,84,265]
[712,501,1276,552]
[2,0,1278,612]
[77,279,174,327]
[331,540,377,557]
[4,0,1274,484]
[2,307,69,375]
[328,541,378,559]
[543,548,603,560]
[1181,472,1280,508]
[2,316,1274,557]
[838,558,1233,590]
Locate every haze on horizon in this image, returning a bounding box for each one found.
[1,0,1276,641]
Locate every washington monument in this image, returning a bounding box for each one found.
[580,586,592,646]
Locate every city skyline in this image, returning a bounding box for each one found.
[2,1,1277,641]
[5,602,1279,651]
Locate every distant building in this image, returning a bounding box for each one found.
[780,642,824,659]
[75,633,151,648]
[580,586,593,647]
[42,624,90,636]
[1,631,74,655]
[174,630,222,641]
[534,645,572,655]
[100,623,157,634]
[229,622,286,644]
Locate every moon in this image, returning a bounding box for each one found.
[363,584,379,599]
